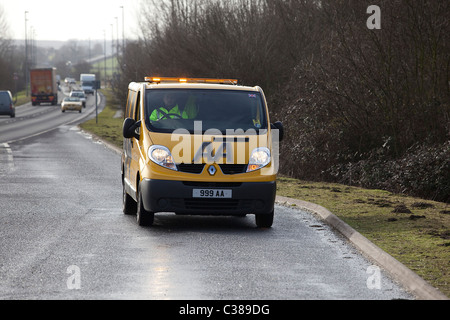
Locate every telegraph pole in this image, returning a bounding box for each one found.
[24,11,29,97]
[120,6,125,52]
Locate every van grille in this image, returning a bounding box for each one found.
[219,164,248,174]
[177,164,205,174]
[176,164,248,175]
[182,181,242,188]
[183,199,253,211]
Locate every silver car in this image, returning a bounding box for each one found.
[0,91,15,118]
[70,90,87,108]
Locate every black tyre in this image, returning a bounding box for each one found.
[255,209,274,228]
[136,183,154,226]
[122,183,136,215]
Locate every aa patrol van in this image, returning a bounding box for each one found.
[121,77,284,228]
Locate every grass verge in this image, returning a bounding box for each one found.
[13,90,31,106]
[79,88,124,148]
[79,92,449,298]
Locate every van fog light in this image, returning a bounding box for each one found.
[247,147,270,172]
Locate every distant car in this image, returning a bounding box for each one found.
[0,90,15,118]
[61,97,82,113]
[64,77,76,85]
[70,90,87,108]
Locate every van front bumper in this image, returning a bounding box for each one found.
[140,179,276,215]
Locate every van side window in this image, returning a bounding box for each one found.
[134,92,141,121]
[125,90,131,118]
[126,90,136,118]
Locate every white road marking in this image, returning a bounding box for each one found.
[0,143,15,173]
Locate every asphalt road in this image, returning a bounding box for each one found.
[0,92,414,300]
[0,85,103,144]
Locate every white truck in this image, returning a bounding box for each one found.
[80,74,96,95]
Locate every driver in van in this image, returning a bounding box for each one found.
[150,92,198,121]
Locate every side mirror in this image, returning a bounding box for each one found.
[271,121,284,142]
[123,118,141,139]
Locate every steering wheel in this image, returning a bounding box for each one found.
[159,113,183,120]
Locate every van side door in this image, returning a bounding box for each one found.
[123,89,140,199]
[129,90,142,193]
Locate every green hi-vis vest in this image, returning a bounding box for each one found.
[150,105,187,121]
[150,99,198,121]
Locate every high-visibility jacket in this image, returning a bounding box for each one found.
[150,105,187,121]
[150,98,198,121]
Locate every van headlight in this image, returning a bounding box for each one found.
[247,147,271,172]
[148,145,177,171]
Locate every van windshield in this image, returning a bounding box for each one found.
[145,89,267,134]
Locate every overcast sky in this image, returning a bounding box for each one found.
[0,0,142,41]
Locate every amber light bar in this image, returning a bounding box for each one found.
[145,77,238,85]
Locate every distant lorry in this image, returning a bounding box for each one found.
[30,68,58,106]
[80,74,96,94]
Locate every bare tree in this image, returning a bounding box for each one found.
[276,0,449,201]
[0,5,14,89]
[0,5,11,56]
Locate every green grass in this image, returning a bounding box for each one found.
[91,57,119,80]
[79,93,449,298]
[13,90,31,106]
[79,88,123,148]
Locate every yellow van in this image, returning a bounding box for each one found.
[121,77,284,228]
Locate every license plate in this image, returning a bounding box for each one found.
[193,189,232,198]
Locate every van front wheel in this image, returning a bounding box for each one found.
[255,209,274,228]
[137,184,154,226]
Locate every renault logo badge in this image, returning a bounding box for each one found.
[208,165,217,176]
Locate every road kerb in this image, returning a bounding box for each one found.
[276,195,449,300]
